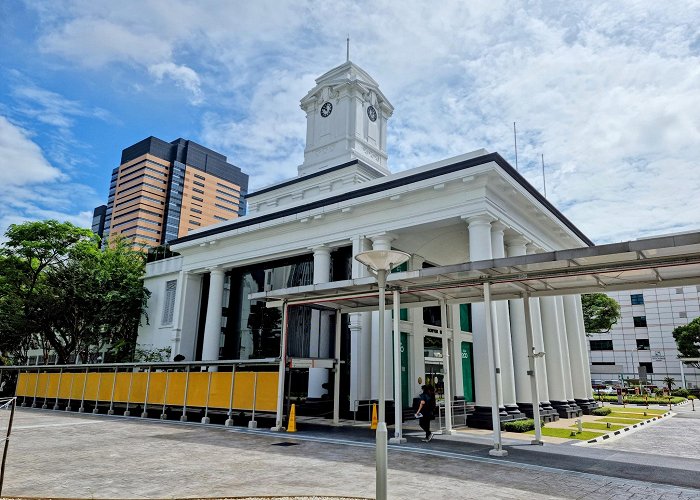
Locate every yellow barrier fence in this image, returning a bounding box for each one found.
[14,367,278,413]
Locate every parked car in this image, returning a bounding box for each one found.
[594,386,616,395]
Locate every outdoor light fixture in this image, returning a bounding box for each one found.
[354,249,411,500]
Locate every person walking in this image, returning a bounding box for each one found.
[415,385,435,442]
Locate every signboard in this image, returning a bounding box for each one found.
[651,351,665,362]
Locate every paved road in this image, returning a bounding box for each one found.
[595,402,700,459]
[2,408,700,499]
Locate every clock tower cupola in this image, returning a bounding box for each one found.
[299,61,394,177]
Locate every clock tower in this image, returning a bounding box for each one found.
[298,61,394,177]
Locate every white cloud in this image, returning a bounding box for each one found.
[0,116,97,239]
[148,62,203,105]
[0,116,62,185]
[19,0,700,243]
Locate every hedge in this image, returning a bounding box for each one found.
[503,418,544,432]
[591,407,612,416]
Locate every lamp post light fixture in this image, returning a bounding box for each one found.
[354,249,411,500]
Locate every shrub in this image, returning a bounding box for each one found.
[591,407,612,416]
[671,388,689,398]
[502,418,544,432]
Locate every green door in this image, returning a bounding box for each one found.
[461,341,475,402]
[400,332,409,407]
[392,332,410,408]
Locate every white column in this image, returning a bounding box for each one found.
[563,295,589,402]
[176,272,203,362]
[309,245,332,398]
[370,234,395,402]
[530,296,550,405]
[526,244,551,407]
[333,307,342,424]
[440,299,454,435]
[540,296,568,404]
[410,254,426,399]
[465,215,502,410]
[575,296,595,400]
[506,237,533,406]
[491,222,518,414]
[556,296,576,403]
[201,267,225,364]
[350,236,372,405]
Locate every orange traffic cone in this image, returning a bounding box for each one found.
[370,403,378,430]
[287,403,297,432]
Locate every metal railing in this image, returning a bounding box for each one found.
[0,397,16,497]
[436,399,472,431]
[0,359,279,427]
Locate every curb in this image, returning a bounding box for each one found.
[586,410,672,444]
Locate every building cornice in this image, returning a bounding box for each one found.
[171,152,594,248]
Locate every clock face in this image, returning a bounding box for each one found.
[367,105,378,122]
[320,102,333,117]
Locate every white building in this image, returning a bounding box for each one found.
[138,59,597,427]
[589,286,700,389]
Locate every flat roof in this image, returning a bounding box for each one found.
[249,232,700,312]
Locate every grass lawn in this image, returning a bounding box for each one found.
[606,412,658,419]
[599,416,645,424]
[607,408,666,416]
[572,422,625,432]
[527,427,604,440]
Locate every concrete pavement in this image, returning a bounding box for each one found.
[2,408,700,499]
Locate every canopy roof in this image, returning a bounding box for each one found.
[249,232,700,312]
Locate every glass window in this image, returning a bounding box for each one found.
[221,255,314,360]
[630,294,644,305]
[161,280,177,325]
[590,339,613,351]
[639,362,654,374]
[633,316,647,327]
[636,338,650,350]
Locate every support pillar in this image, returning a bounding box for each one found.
[201,267,225,365]
[564,295,597,413]
[464,215,508,429]
[440,299,455,435]
[541,297,580,418]
[491,223,522,418]
[309,245,332,398]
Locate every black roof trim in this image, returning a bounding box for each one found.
[172,152,594,247]
[246,159,369,198]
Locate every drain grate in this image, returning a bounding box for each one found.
[271,441,300,447]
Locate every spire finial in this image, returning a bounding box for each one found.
[346,35,350,62]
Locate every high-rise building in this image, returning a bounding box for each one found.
[588,286,700,389]
[98,137,248,247]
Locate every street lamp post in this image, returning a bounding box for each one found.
[355,249,411,500]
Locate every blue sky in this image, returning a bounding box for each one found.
[1,1,699,244]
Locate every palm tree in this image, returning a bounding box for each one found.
[663,376,676,392]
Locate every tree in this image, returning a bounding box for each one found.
[663,376,676,392]
[581,293,621,334]
[0,220,96,361]
[672,317,700,369]
[0,220,150,364]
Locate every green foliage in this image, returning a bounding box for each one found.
[0,220,150,364]
[591,407,612,416]
[671,388,689,398]
[581,293,621,334]
[663,376,676,392]
[134,346,172,362]
[672,317,700,369]
[502,418,543,432]
[595,395,685,404]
